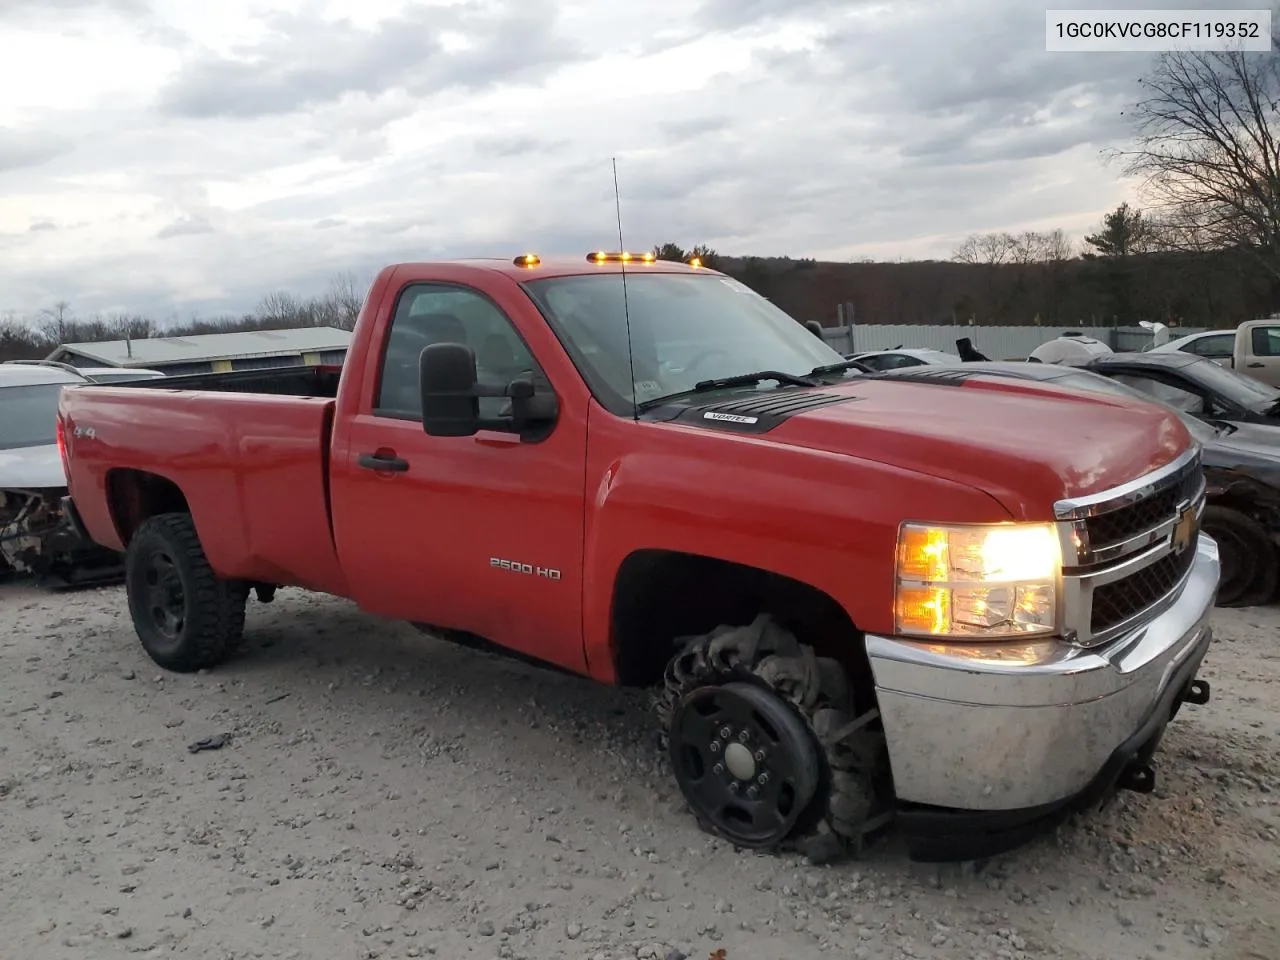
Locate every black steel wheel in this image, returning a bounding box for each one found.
[670,681,820,848]
[124,512,248,672]
[1202,505,1276,606]
[655,614,892,863]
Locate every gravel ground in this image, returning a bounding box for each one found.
[1,581,1277,960]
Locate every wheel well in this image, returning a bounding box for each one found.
[610,549,875,708]
[106,469,190,545]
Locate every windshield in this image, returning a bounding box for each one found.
[0,383,65,450]
[1049,371,1217,443]
[522,272,846,414]
[1182,357,1280,408]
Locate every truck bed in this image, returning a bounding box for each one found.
[123,364,343,397]
[59,375,348,596]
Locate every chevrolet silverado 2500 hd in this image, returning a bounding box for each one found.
[57,253,1220,862]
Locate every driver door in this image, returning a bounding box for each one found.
[329,281,588,674]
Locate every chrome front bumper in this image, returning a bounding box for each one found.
[866,534,1219,813]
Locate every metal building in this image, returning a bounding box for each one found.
[45,327,351,377]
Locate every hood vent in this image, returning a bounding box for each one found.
[675,390,857,434]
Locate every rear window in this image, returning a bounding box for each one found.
[0,382,65,450]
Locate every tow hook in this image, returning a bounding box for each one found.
[1181,678,1211,706]
[1117,762,1156,794]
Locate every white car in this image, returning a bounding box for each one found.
[845,348,961,371]
[1150,330,1237,363]
[0,364,121,584]
[4,359,166,384]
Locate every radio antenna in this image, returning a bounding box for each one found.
[611,156,639,421]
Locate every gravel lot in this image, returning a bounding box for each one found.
[1,581,1277,960]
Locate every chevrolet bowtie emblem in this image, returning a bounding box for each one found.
[1170,504,1196,556]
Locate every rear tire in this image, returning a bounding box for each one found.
[124,512,248,672]
[654,613,892,863]
[1202,505,1276,607]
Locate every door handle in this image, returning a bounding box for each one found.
[1247,362,1264,367]
[358,452,409,472]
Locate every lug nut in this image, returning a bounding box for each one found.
[712,763,724,775]
[709,740,720,753]
[754,749,766,762]
[737,730,750,743]
[728,781,739,793]
[719,725,732,739]
[758,773,769,785]
[746,786,759,800]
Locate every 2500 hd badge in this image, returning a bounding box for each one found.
[490,557,562,580]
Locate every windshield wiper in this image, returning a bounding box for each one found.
[636,370,819,412]
[807,359,872,377]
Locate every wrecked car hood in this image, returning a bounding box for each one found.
[0,444,67,491]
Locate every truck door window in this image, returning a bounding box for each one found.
[375,283,544,424]
[1250,326,1280,357]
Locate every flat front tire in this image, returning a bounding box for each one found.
[124,512,248,672]
[654,614,892,863]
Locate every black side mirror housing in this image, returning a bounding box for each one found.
[420,343,480,436]
[507,376,559,431]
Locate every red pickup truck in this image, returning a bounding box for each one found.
[57,253,1220,862]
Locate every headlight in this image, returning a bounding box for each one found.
[894,522,1060,639]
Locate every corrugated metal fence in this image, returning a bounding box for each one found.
[819,324,1209,359]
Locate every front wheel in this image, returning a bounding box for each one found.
[125,512,248,672]
[654,614,893,863]
[1201,504,1277,607]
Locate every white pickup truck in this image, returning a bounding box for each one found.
[1153,319,1280,387]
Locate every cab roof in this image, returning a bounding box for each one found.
[385,256,719,282]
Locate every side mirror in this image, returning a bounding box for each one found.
[420,343,480,436]
[507,376,559,430]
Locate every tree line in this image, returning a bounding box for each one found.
[4,39,1278,360]
[0,272,367,363]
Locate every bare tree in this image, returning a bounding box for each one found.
[952,232,1018,265]
[1118,40,1280,280]
[315,271,367,330]
[37,299,72,344]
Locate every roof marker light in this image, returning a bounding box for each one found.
[586,251,657,264]
[513,253,540,267]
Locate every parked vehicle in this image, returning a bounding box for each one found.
[843,347,960,371]
[58,253,1219,864]
[0,365,123,585]
[1068,351,1280,427]
[878,360,1280,606]
[1028,332,1113,364]
[4,360,166,383]
[1150,319,1280,387]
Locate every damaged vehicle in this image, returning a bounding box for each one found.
[0,364,123,586]
[877,360,1280,606]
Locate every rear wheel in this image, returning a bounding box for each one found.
[124,513,248,671]
[1202,505,1277,607]
[655,614,892,863]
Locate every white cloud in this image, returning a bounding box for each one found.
[0,0,1184,319]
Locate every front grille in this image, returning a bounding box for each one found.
[1090,543,1197,634]
[1058,450,1204,646]
[1084,464,1202,550]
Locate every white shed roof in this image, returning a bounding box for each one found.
[49,326,352,368]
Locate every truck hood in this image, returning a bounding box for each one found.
[0,444,67,491]
[759,378,1191,520]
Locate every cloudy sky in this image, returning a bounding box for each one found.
[0,0,1180,319]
